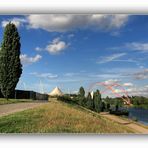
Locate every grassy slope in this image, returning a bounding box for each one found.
[0,100,134,133]
[0,98,33,105]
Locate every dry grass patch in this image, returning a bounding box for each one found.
[0,100,134,133]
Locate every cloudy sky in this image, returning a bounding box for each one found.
[0,15,147,97]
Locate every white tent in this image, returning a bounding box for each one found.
[49,87,63,96]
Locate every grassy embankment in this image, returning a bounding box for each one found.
[0,98,33,105]
[0,100,134,133]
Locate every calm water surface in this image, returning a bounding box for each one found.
[128,108,148,126]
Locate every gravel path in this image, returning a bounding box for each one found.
[100,112,148,134]
[0,102,47,117]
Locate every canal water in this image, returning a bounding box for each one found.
[128,108,148,126]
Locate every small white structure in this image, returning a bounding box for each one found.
[91,91,94,99]
[49,87,63,96]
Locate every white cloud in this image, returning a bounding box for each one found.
[125,42,148,52]
[30,72,58,79]
[20,54,42,65]
[35,47,43,51]
[45,37,68,54]
[64,73,79,77]
[104,79,120,85]
[27,14,129,32]
[1,18,26,28]
[126,85,148,97]
[68,34,75,38]
[110,42,148,53]
[97,53,126,64]
[123,82,133,87]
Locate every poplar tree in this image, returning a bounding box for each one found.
[93,90,101,112]
[78,86,85,105]
[86,92,93,110]
[0,23,22,99]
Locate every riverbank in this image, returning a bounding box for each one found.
[100,112,148,134]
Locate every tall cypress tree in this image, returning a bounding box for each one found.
[78,86,85,105]
[0,23,22,99]
[86,92,93,110]
[93,89,101,112]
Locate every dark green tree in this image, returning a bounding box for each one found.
[101,101,106,112]
[79,86,85,97]
[78,86,85,105]
[0,23,22,99]
[93,89,101,112]
[107,103,110,111]
[86,92,93,109]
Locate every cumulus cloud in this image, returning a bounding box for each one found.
[1,18,26,28]
[45,37,68,54]
[20,54,42,65]
[30,72,58,79]
[97,53,126,64]
[27,14,129,32]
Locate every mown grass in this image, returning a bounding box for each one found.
[0,98,33,105]
[0,100,134,133]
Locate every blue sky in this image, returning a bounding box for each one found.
[0,15,147,97]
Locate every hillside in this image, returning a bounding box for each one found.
[0,100,134,133]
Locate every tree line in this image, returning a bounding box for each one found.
[77,86,108,112]
[58,86,110,113]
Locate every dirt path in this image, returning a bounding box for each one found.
[100,112,148,134]
[0,102,47,117]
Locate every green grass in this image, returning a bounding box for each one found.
[0,100,134,133]
[0,98,33,105]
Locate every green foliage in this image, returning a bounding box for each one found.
[0,23,22,98]
[78,86,85,105]
[130,96,148,109]
[78,86,85,97]
[101,101,106,112]
[57,95,78,104]
[86,92,93,110]
[93,89,101,113]
[106,103,111,111]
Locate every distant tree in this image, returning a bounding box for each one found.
[82,96,87,107]
[106,96,110,102]
[115,104,119,111]
[79,86,85,97]
[86,92,93,110]
[78,86,85,105]
[106,103,110,111]
[93,89,101,112]
[101,101,106,112]
[115,100,119,111]
[0,23,22,99]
